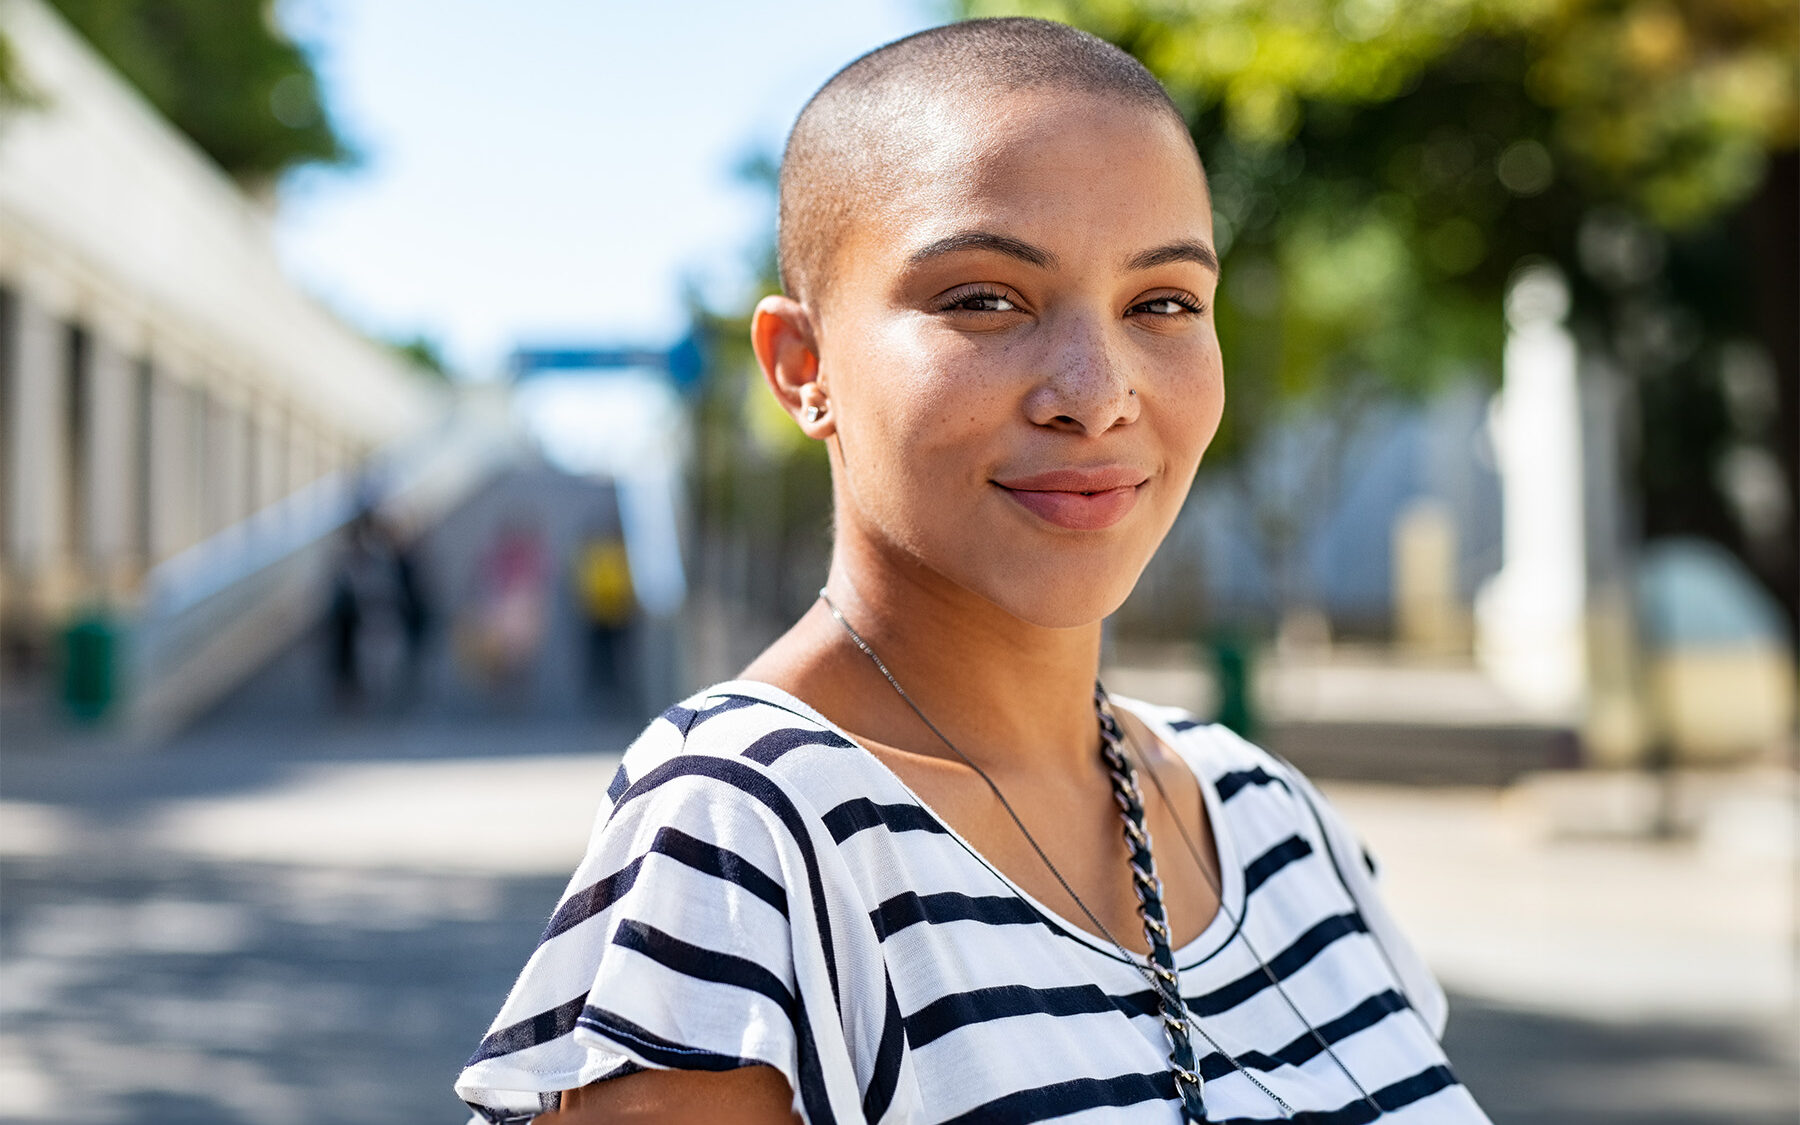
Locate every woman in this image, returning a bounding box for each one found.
[457,18,1492,1124]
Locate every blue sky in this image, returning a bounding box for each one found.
[274,0,944,378]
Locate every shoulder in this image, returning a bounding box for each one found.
[1111,695,1297,799]
[598,682,871,837]
[1112,697,1452,1038]
[459,684,887,1122]
[1113,696,1373,877]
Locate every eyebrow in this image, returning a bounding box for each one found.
[905,230,1220,276]
[907,230,1054,269]
[1125,240,1219,274]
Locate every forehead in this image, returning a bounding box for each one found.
[837,88,1211,287]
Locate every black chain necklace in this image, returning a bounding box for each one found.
[1094,695,1213,1119]
[817,590,1384,1121]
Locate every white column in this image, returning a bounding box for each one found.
[145,363,193,564]
[1393,498,1464,655]
[286,415,315,494]
[253,400,284,513]
[84,329,135,588]
[216,392,249,527]
[131,357,153,568]
[1475,265,1589,718]
[4,290,65,576]
[193,382,222,538]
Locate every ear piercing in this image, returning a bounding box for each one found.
[803,404,823,424]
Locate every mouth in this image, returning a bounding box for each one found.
[991,466,1149,532]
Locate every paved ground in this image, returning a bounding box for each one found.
[1330,775,1799,1124]
[5,717,1795,1123]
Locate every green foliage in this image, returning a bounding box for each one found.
[45,0,352,181]
[0,31,30,108]
[388,333,453,383]
[971,0,1797,226]
[683,149,838,625]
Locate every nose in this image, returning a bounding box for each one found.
[1023,312,1140,436]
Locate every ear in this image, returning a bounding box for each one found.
[751,295,834,438]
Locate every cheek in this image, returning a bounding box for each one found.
[1151,344,1226,473]
[1186,362,1227,458]
[848,323,1009,484]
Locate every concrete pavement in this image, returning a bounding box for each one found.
[4,717,1795,1123]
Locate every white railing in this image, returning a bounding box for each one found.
[125,393,523,739]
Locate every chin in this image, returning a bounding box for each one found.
[962,549,1146,630]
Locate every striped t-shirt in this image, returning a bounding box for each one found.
[456,680,1492,1124]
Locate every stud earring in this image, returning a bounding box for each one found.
[803,404,823,424]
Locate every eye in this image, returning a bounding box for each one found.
[1129,294,1206,317]
[939,286,1020,314]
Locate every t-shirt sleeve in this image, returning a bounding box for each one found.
[455,754,815,1123]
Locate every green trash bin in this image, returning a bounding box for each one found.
[61,611,118,722]
[1206,629,1257,741]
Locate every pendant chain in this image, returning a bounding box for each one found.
[818,590,1392,1121]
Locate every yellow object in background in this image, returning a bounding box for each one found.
[577,541,636,626]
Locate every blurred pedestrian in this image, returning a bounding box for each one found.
[382,515,435,707]
[573,527,638,716]
[326,506,392,711]
[455,519,549,699]
[327,503,433,712]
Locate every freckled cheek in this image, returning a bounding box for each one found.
[854,331,1011,491]
[1155,355,1226,472]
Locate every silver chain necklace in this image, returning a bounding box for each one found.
[819,589,1388,1121]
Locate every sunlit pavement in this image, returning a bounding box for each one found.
[0,713,634,1125]
[1328,773,1800,1124]
[5,724,1795,1123]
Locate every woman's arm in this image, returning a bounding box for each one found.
[533,1066,804,1125]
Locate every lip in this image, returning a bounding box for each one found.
[993,466,1149,493]
[992,465,1149,531]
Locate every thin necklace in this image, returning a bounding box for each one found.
[818,590,1392,1121]
[1115,711,1387,1115]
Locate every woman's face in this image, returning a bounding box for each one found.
[817,88,1223,628]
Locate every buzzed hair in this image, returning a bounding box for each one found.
[777,17,1197,310]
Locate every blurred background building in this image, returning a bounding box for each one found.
[0,0,1795,1122]
[0,0,484,738]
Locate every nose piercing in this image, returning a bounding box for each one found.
[1129,388,1137,396]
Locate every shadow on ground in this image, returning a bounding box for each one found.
[3,843,1795,1123]
[1444,992,1799,1124]
[1,853,565,1124]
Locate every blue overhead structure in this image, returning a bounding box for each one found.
[505,327,696,625]
[510,329,706,391]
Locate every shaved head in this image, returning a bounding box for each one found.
[777,17,1199,312]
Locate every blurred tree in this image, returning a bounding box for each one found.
[43,0,352,186]
[684,148,836,647]
[959,0,1800,637]
[389,333,454,383]
[0,28,29,108]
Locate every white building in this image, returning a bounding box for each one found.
[0,0,444,678]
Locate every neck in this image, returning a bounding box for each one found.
[809,539,1106,777]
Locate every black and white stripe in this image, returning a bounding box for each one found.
[456,680,1489,1124]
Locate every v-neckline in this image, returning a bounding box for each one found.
[700,678,1248,970]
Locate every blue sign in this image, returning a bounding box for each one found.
[511,329,707,392]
